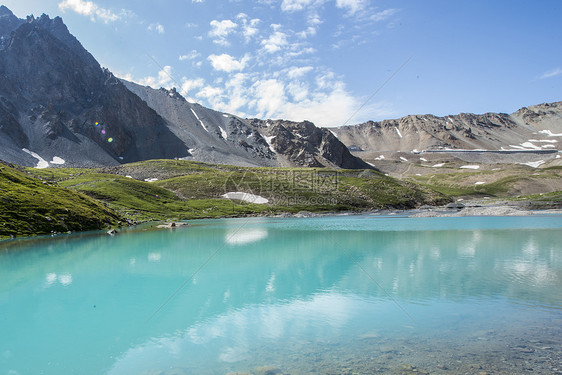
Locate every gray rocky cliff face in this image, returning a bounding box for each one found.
[124,81,371,169]
[331,103,562,153]
[0,6,23,43]
[249,119,373,169]
[0,9,187,167]
[122,82,277,167]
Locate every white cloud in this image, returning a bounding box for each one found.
[283,83,357,126]
[115,72,134,81]
[148,23,165,34]
[58,0,96,16]
[286,66,313,79]
[297,26,317,39]
[287,81,310,101]
[180,78,205,95]
[208,53,250,72]
[190,58,388,127]
[286,47,316,57]
[240,76,369,127]
[250,79,288,119]
[335,0,368,15]
[179,50,201,61]
[237,13,261,42]
[209,19,238,38]
[316,71,336,89]
[220,73,250,113]
[261,30,289,53]
[371,8,399,21]
[58,0,127,22]
[540,68,562,79]
[138,66,174,88]
[209,19,238,45]
[196,85,226,109]
[281,0,323,12]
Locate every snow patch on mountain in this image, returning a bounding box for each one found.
[460,165,480,170]
[22,149,49,169]
[50,156,65,165]
[263,136,276,153]
[539,130,562,137]
[219,126,228,139]
[222,192,269,204]
[190,108,208,132]
[521,160,546,168]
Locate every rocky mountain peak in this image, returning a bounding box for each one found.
[0,8,189,167]
[158,87,186,101]
[0,5,23,42]
[511,101,562,132]
[0,5,14,17]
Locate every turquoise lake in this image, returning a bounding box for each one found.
[1,215,561,374]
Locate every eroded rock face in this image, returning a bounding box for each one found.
[0,9,187,167]
[249,119,373,169]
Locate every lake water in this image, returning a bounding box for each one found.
[1,215,561,375]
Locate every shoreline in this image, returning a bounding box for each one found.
[157,200,562,223]
[258,199,562,219]
[2,201,561,243]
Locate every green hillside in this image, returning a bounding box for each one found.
[0,162,123,239]
[24,160,450,223]
[4,158,561,239]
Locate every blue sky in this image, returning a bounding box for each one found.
[3,0,561,127]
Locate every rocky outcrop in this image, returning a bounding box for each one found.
[249,119,373,169]
[511,101,562,132]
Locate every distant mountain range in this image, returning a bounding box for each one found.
[332,102,562,155]
[0,6,559,170]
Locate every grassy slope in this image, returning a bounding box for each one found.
[0,162,123,239]
[409,165,562,199]
[4,159,560,239]
[24,160,450,223]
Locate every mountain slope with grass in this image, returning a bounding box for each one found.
[4,157,561,239]
[0,161,123,238]
[23,159,450,224]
